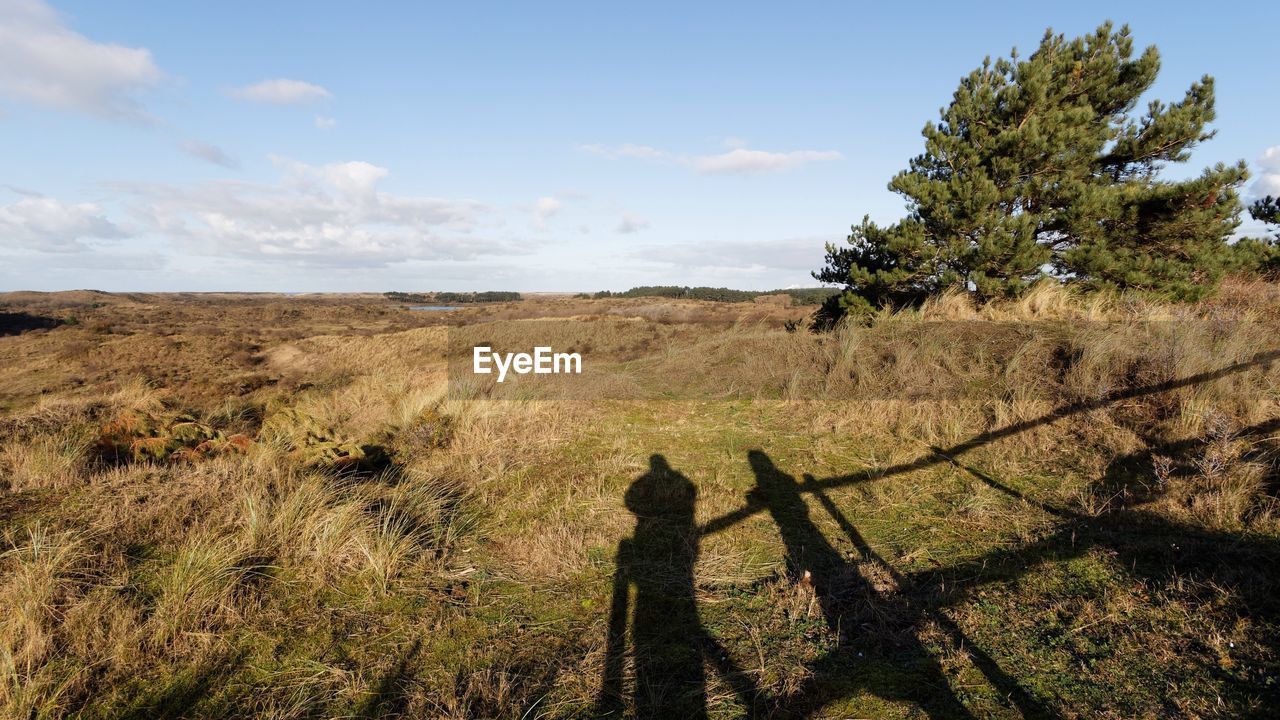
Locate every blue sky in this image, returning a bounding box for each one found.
[1,0,1277,292]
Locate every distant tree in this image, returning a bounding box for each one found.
[1229,196,1280,277]
[384,290,522,303]
[591,286,839,305]
[816,22,1247,319]
[384,291,432,303]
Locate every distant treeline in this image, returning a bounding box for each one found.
[580,286,839,305]
[384,291,523,304]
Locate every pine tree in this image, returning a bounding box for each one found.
[816,22,1247,317]
[1252,196,1280,228]
[1229,196,1280,277]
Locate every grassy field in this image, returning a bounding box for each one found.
[2,284,1279,718]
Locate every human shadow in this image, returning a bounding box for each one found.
[747,451,980,719]
[599,455,761,718]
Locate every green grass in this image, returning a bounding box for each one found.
[442,397,1279,717]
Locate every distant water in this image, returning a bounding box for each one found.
[409,305,464,311]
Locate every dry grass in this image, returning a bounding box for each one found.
[0,432,92,493]
[0,523,90,716]
[0,285,1278,717]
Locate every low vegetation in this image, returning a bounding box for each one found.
[384,291,524,304]
[584,286,839,305]
[2,281,1278,717]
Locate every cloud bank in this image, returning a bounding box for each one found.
[0,0,163,119]
[0,194,128,252]
[114,157,503,267]
[580,142,842,175]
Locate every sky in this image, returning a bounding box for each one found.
[1,0,1277,293]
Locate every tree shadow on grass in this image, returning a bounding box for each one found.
[118,648,248,720]
[354,638,423,719]
[757,414,1280,718]
[700,350,1280,538]
[0,311,62,336]
[935,416,1280,713]
[608,351,1280,718]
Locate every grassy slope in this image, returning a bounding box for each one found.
[1,285,1278,718]
[475,398,1278,718]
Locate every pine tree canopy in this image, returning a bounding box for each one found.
[816,22,1248,316]
[1253,196,1280,227]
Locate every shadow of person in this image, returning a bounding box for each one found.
[599,455,760,718]
[747,450,848,623]
[746,450,974,719]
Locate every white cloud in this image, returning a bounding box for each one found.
[690,148,842,175]
[0,0,163,119]
[616,212,650,235]
[228,78,332,105]
[314,115,337,129]
[114,157,507,267]
[624,236,838,288]
[306,158,388,196]
[535,197,562,217]
[0,194,128,252]
[1256,176,1280,200]
[1252,146,1280,200]
[179,140,239,169]
[532,196,562,230]
[633,236,832,272]
[1260,147,1280,171]
[581,142,842,175]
